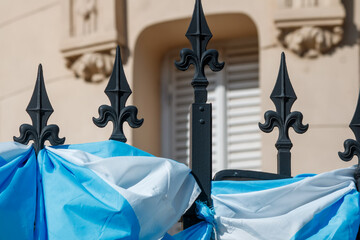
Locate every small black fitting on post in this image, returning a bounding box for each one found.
[93,46,143,142]
[259,53,308,176]
[14,64,65,154]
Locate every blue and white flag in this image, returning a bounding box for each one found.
[167,167,360,240]
[212,167,360,240]
[0,141,200,240]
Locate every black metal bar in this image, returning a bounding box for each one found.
[259,53,308,176]
[14,64,65,154]
[175,0,224,206]
[190,103,212,201]
[93,46,143,142]
[213,169,292,181]
[339,89,360,191]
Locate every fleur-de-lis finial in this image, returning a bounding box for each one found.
[14,64,65,154]
[259,53,308,176]
[93,46,143,142]
[175,0,224,103]
[339,90,360,190]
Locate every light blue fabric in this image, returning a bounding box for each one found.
[0,144,36,239]
[169,170,360,240]
[212,177,305,196]
[0,141,198,240]
[0,141,149,239]
[212,169,360,240]
[52,140,152,158]
[38,148,140,240]
[166,201,214,240]
[291,189,360,240]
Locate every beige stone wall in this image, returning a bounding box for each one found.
[0,0,359,175]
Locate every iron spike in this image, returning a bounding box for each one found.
[259,53,308,176]
[105,46,132,112]
[270,52,297,119]
[14,64,65,154]
[26,64,54,133]
[93,46,143,142]
[185,0,212,57]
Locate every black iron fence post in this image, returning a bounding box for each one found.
[175,0,224,228]
[259,53,308,176]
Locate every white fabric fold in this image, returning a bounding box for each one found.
[213,167,358,240]
[46,147,201,240]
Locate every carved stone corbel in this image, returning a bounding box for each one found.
[275,0,345,58]
[61,0,127,82]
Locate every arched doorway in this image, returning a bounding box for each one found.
[133,13,260,173]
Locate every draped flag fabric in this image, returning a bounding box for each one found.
[167,167,360,240]
[212,167,360,240]
[1,140,359,240]
[0,141,200,240]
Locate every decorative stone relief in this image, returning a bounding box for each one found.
[275,0,345,57]
[61,0,127,82]
[71,52,114,83]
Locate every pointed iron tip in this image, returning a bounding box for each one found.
[280,52,286,64]
[279,52,287,71]
[37,64,43,77]
[116,45,121,55]
[114,45,123,66]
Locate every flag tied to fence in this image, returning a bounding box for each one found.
[0,140,359,240]
[0,141,200,240]
[167,168,360,240]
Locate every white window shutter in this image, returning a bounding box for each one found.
[163,40,261,174]
[225,44,262,170]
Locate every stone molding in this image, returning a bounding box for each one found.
[61,0,127,82]
[275,0,345,57]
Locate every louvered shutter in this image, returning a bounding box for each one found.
[163,41,261,174]
[225,45,261,170]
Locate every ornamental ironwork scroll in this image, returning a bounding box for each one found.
[14,65,65,154]
[339,91,360,190]
[93,46,143,142]
[259,53,308,176]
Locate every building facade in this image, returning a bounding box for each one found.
[0,0,359,175]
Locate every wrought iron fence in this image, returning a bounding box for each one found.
[11,0,360,233]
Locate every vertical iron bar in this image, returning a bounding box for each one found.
[175,0,224,228]
[190,103,212,203]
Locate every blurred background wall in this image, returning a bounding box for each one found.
[0,0,359,175]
